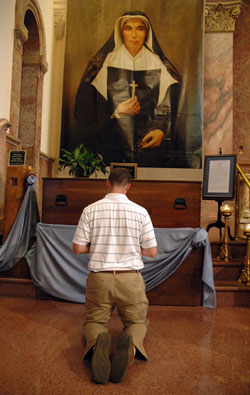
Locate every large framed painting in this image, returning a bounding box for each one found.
[60,0,204,170]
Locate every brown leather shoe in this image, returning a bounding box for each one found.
[110,333,134,383]
[91,332,111,384]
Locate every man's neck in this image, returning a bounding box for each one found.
[107,180,130,194]
[109,187,126,194]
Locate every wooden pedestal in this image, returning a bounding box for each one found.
[3,166,34,242]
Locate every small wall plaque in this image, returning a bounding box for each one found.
[9,150,26,166]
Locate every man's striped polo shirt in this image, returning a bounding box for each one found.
[73,193,157,271]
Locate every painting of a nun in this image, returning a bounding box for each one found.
[61,2,203,169]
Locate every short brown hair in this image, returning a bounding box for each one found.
[108,167,130,186]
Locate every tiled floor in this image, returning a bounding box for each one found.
[0,297,249,394]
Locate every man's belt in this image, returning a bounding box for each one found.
[91,270,140,274]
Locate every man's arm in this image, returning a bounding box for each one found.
[73,242,90,255]
[141,246,157,258]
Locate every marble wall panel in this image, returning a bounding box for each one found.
[204,32,233,156]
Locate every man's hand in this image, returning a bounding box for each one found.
[116,96,141,116]
[141,129,164,149]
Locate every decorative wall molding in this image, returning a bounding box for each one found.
[54,1,67,39]
[14,24,28,50]
[14,24,28,43]
[0,119,11,133]
[205,1,242,32]
[21,55,48,77]
[40,56,48,74]
[40,151,55,162]
[6,134,21,148]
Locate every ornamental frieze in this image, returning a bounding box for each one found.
[205,1,242,32]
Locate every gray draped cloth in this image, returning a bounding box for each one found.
[0,175,40,271]
[26,223,216,308]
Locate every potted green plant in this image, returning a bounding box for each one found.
[58,144,107,178]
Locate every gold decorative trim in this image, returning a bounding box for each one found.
[205,1,242,32]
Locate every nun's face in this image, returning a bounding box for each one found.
[121,18,147,56]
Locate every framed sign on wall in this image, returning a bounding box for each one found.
[202,155,237,200]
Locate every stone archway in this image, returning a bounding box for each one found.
[9,0,47,177]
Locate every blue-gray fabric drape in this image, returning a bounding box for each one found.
[26,223,216,308]
[0,175,40,272]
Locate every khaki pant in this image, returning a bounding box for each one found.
[83,271,149,360]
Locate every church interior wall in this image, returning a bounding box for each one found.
[0,0,55,146]
[37,0,57,157]
[232,0,250,239]
[201,29,234,240]
[0,0,15,120]
[0,0,16,232]
[0,0,56,228]
[47,0,68,170]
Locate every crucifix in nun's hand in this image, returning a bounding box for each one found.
[130,80,138,100]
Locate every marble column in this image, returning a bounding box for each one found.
[202,0,242,241]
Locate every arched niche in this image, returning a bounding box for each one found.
[9,0,47,175]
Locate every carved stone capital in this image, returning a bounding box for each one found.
[54,7,67,39]
[205,1,242,32]
[22,53,48,75]
[15,23,28,42]
[14,23,28,49]
[0,119,11,133]
[40,57,48,74]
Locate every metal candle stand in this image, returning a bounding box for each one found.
[217,204,233,262]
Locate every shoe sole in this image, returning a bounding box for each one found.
[91,332,111,384]
[110,333,133,383]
